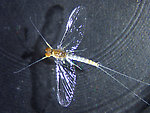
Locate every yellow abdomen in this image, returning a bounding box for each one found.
[66,54,99,67]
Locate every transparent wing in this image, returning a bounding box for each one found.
[56,59,76,107]
[57,6,86,51]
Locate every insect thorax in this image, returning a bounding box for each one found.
[53,49,66,59]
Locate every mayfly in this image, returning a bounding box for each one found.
[14,6,150,107]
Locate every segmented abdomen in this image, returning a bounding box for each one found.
[66,54,99,67]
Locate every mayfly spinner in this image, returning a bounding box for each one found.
[14,6,150,107]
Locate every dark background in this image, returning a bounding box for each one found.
[0,0,150,113]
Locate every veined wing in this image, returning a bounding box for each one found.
[56,59,76,107]
[58,6,86,51]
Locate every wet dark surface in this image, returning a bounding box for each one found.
[0,0,150,113]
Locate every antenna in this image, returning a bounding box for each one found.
[14,17,52,73]
[29,17,53,49]
[14,57,47,73]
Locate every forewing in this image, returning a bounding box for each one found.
[58,6,86,51]
[56,59,76,107]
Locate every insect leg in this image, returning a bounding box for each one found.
[67,48,87,53]
[66,58,82,70]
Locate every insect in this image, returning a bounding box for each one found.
[14,6,150,107]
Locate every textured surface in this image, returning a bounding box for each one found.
[0,0,150,113]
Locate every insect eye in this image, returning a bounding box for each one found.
[45,52,51,57]
[45,48,51,52]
